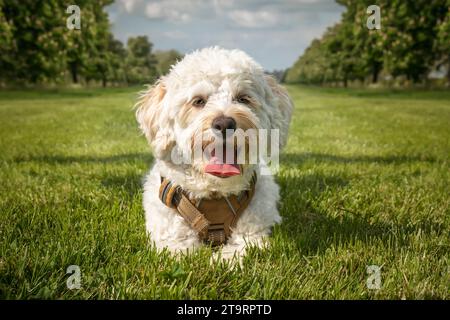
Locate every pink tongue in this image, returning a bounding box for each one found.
[205,156,241,177]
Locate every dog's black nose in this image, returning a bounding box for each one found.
[211,116,236,136]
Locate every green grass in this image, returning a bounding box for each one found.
[0,85,449,299]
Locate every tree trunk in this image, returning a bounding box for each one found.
[70,63,78,84]
[102,76,106,88]
[447,56,450,85]
[372,68,379,83]
[371,62,382,84]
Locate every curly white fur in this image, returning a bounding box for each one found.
[136,47,293,259]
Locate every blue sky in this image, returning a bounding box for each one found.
[106,0,345,70]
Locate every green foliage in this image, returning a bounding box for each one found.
[285,39,331,84]
[286,1,449,85]
[154,49,183,76]
[0,1,173,87]
[106,35,128,85]
[65,1,113,86]
[437,1,450,53]
[380,0,447,82]
[124,36,158,85]
[0,0,14,84]
[436,0,450,82]
[0,0,115,85]
[0,1,68,84]
[0,86,449,298]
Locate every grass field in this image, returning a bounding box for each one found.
[0,85,449,299]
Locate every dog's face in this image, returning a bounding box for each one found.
[136,47,292,188]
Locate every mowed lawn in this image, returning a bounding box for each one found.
[0,85,449,299]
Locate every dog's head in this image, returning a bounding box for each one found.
[136,47,292,191]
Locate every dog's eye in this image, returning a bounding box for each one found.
[236,95,251,104]
[192,97,206,107]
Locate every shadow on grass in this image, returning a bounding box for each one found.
[279,204,445,256]
[13,152,153,197]
[276,163,445,256]
[281,152,438,166]
[13,152,153,165]
[101,171,144,197]
[16,152,435,166]
[0,87,141,101]
[12,151,445,255]
[345,89,450,101]
[292,85,450,101]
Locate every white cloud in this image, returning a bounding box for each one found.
[145,2,163,18]
[212,0,235,15]
[144,2,190,23]
[106,0,345,69]
[228,10,279,28]
[163,30,188,39]
[118,0,142,13]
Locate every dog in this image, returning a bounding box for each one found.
[136,47,293,260]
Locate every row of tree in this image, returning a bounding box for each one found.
[285,0,450,86]
[0,0,182,86]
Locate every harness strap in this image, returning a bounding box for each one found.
[159,173,257,245]
[176,194,209,237]
[208,224,226,246]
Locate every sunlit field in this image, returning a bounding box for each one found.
[0,86,448,299]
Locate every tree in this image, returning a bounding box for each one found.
[106,35,127,85]
[285,39,329,84]
[0,0,68,84]
[286,0,449,86]
[379,0,447,83]
[65,0,113,86]
[0,0,14,84]
[154,49,183,76]
[326,23,365,87]
[284,24,361,86]
[337,0,383,84]
[125,36,158,85]
[0,0,119,86]
[436,0,450,83]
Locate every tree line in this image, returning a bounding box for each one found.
[285,0,450,86]
[0,0,182,87]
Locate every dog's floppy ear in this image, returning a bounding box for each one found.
[265,75,293,149]
[136,79,174,157]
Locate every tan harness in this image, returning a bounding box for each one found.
[159,173,257,246]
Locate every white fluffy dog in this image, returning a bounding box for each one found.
[136,47,293,259]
